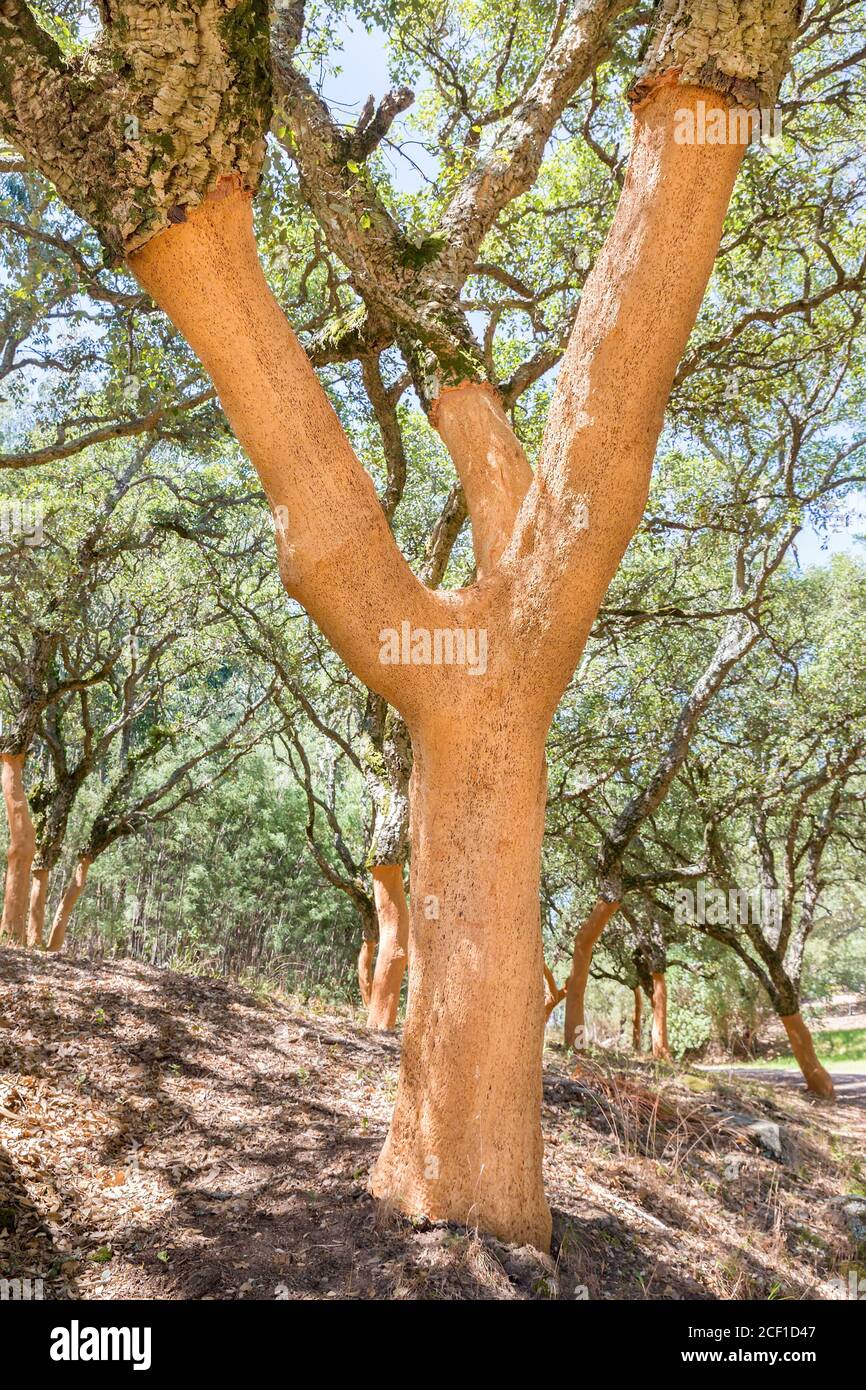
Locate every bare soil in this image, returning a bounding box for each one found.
[1,947,864,1300]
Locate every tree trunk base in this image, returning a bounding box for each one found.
[370,729,552,1252]
[781,1012,835,1100]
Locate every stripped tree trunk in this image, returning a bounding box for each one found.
[0,754,35,944]
[361,696,412,1029]
[27,867,49,948]
[47,855,92,953]
[366,864,410,1030]
[357,936,376,1008]
[563,899,620,1049]
[651,972,672,1061]
[369,722,551,1246]
[127,94,757,1248]
[781,1012,835,1100]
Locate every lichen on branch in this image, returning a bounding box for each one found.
[0,0,271,258]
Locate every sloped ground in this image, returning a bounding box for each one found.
[1,947,864,1301]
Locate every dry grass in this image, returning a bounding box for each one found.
[1,948,863,1300]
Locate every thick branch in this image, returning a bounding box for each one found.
[504,85,748,692]
[129,186,441,712]
[430,381,533,579]
[433,0,630,288]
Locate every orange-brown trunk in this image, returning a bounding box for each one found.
[27,867,49,949]
[651,972,671,1061]
[367,864,410,1030]
[1,753,36,945]
[632,986,643,1052]
[563,899,620,1049]
[126,87,757,1254]
[781,1012,835,1100]
[357,936,376,1009]
[46,855,92,953]
[543,962,567,1021]
[370,727,551,1250]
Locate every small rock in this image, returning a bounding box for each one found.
[722,1111,797,1165]
[827,1196,866,1243]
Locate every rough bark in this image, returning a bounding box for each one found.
[0,753,35,944]
[781,1012,835,1100]
[632,986,643,1052]
[435,0,631,288]
[651,972,671,1061]
[563,899,621,1049]
[271,0,628,396]
[46,855,92,953]
[632,0,801,110]
[0,0,271,259]
[367,864,411,1031]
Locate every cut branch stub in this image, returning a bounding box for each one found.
[0,0,271,259]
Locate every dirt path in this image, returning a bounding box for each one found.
[2,949,863,1300]
[708,1067,866,1107]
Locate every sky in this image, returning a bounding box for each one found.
[8,12,860,570]
[323,19,437,196]
[324,22,866,570]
